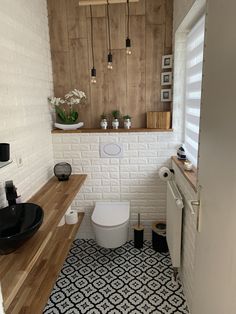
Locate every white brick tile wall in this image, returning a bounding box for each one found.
[0,0,53,207]
[53,132,181,241]
[172,161,198,312]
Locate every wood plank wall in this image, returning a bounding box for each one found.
[47,0,173,128]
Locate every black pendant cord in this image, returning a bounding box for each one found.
[90,5,95,68]
[127,0,130,39]
[107,0,111,54]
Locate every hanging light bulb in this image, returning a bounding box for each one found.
[126,37,131,55]
[107,1,113,70]
[126,0,131,55]
[107,52,113,70]
[91,67,96,84]
[90,6,97,84]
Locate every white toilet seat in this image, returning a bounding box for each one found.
[91,202,130,248]
[92,202,130,227]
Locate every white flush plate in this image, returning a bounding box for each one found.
[100,143,123,158]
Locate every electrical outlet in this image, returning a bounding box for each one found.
[16,155,23,168]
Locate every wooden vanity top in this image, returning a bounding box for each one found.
[0,174,86,313]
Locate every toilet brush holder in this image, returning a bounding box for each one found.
[134,213,144,249]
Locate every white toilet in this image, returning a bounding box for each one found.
[91,201,130,248]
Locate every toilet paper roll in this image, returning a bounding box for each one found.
[65,210,78,225]
[158,167,174,181]
[58,215,65,227]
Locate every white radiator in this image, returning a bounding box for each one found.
[166,181,184,268]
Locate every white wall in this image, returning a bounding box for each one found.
[0,0,54,206]
[173,0,196,33]
[53,132,180,240]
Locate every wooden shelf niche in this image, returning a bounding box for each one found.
[47,0,173,128]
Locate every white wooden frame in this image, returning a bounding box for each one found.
[162,55,173,69]
[161,89,172,102]
[161,72,172,85]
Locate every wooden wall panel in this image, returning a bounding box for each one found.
[145,24,165,112]
[164,0,173,53]
[86,4,106,17]
[108,49,127,112]
[129,0,146,15]
[69,38,91,126]
[47,0,173,128]
[88,18,109,127]
[66,2,87,39]
[47,0,69,51]
[146,0,165,25]
[51,52,71,96]
[125,15,146,128]
[109,4,126,49]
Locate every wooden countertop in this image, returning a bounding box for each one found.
[52,128,173,134]
[0,174,87,313]
[172,156,197,192]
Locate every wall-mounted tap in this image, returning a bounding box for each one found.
[5,181,18,206]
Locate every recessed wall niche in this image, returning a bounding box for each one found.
[47,0,173,128]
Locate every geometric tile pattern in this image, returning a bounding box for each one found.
[44,240,189,314]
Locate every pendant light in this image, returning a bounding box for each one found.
[107,0,113,69]
[90,5,96,83]
[126,0,131,55]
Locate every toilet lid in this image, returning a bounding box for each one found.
[92,202,130,227]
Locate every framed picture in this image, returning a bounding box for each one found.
[161,72,172,85]
[161,89,172,102]
[162,55,173,69]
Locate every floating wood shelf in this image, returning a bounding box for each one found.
[0,175,87,314]
[79,0,139,6]
[52,128,173,134]
[172,156,197,192]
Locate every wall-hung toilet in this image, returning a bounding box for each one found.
[91,202,130,248]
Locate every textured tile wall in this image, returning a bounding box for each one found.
[53,132,180,240]
[0,0,54,207]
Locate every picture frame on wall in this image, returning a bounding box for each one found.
[161,89,172,102]
[162,55,173,69]
[161,72,172,85]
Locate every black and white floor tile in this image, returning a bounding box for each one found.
[44,240,189,314]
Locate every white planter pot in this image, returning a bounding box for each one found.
[112,119,119,129]
[100,119,108,129]
[124,119,131,129]
[54,122,84,130]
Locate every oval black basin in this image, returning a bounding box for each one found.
[0,203,44,255]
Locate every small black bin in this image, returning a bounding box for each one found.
[152,222,168,253]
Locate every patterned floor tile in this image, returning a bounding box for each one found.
[44,240,189,314]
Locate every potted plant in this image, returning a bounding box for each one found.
[100,113,108,129]
[111,110,120,129]
[123,114,132,129]
[48,89,86,130]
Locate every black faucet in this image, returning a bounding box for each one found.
[5,181,18,206]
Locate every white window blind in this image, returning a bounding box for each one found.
[184,15,205,166]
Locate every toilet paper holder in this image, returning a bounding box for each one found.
[159,167,175,181]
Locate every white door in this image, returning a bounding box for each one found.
[192,1,236,314]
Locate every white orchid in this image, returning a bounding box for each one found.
[48,97,64,106]
[48,89,86,124]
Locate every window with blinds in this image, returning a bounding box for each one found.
[184,15,205,166]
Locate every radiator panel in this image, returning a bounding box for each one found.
[166,181,183,268]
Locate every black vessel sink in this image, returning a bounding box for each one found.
[0,203,44,254]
